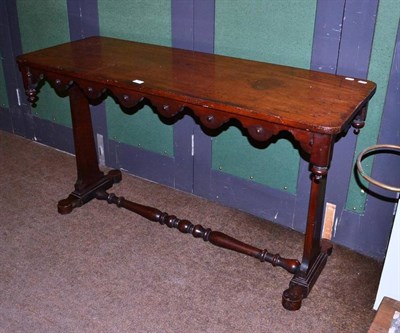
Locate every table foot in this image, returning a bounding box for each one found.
[282,239,333,310]
[282,285,304,311]
[58,169,122,214]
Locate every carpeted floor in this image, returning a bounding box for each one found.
[0,130,382,333]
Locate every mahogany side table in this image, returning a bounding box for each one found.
[17,36,376,310]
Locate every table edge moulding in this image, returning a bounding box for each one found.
[16,36,376,311]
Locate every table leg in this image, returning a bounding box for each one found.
[282,133,335,310]
[282,168,333,310]
[58,85,121,214]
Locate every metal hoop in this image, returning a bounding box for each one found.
[356,144,400,192]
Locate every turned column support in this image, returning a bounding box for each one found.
[282,133,335,310]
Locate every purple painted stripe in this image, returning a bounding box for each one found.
[291,158,312,231]
[67,0,100,41]
[66,0,110,166]
[336,0,378,78]
[297,0,387,260]
[294,0,346,232]
[310,0,397,260]
[108,140,175,187]
[190,0,218,197]
[172,0,194,50]
[172,0,215,192]
[32,117,75,154]
[193,0,215,53]
[346,21,400,259]
[0,106,12,132]
[173,115,194,192]
[312,1,376,215]
[324,0,378,249]
[171,0,214,53]
[311,0,345,74]
[171,0,195,192]
[330,0,378,213]
[0,0,34,137]
[205,170,297,230]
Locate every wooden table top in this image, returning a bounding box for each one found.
[17,36,376,135]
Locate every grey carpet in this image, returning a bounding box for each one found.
[0,130,381,333]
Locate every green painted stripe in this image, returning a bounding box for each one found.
[214,0,316,69]
[345,1,400,213]
[98,0,174,157]
[17,0,71,128]
[213,0,316,193]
